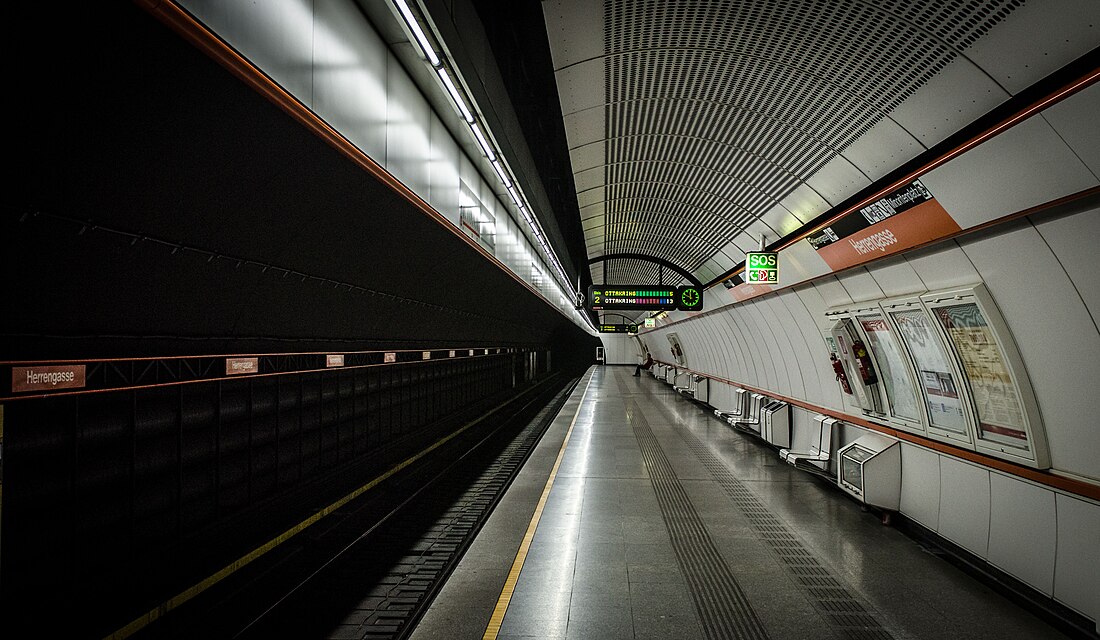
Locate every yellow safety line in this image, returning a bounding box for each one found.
[482,372,593,640]
[105,388,538,640]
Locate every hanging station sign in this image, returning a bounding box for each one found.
[744,252,779,284]
[598,324,639,334]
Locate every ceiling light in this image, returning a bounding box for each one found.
[471,123,496,161]
[507,186,522,208]
[437,68,473,123]
[492,160,511,188]
[393,0,440,67]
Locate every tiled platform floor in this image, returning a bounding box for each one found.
[411,366,1071,640]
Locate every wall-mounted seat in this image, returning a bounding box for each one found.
[780,414,838,474]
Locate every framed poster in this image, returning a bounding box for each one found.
[884,300,971,445]
[922,285,1049,468]
[857,312,925,433]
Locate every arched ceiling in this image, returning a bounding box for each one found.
[540,0,1097,325]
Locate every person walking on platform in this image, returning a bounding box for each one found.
[634,351,653,376]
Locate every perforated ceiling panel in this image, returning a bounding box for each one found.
[546,0,1025,287]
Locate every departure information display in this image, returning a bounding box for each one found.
[588,285,704,312]
[599,324,639,334]
[588,286,676,310]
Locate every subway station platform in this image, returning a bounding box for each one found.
[410,365,1070,640]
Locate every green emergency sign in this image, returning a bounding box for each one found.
[745,252,779,284]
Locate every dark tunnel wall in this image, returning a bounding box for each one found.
[5,1,596,366]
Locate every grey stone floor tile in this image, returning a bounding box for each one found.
[564,615,636,640]
[631,611,704,640]
[568,593,632,621]
[627,562,686,584]
[498,614,569,638]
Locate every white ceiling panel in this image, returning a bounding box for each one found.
[555,59,606,116]
[577,185,605,209]
[579,201,605,221]
[569,139,606,174]
[572,165,605,192]
[561,106,605,151]
[718,240,746,265]
[841,117,925,182]
[779,183,831,224]
[962,0,1100,95]
[1042,82,1100,180]
[804,154,870,208]
[921,116,1098,229]
[889,56,1010,147]
[541,0,605,70]
[759,204,808,239]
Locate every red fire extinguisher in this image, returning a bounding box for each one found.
[830,353,852,394]
[852,340,878,385]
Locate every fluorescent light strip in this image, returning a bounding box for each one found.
[437,68,473,123]
[506,186,522,208]
[393,0,439,67]
[471,123,496,161]
[389,2,579,301]
[492,160,511,188]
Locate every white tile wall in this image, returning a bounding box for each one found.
[1032,203,1100,327]
[1053,494,1100,622]
[988,473,1057,595]
[899,443,940,530]
[938,457,991,557]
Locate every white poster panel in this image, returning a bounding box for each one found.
[931,303,1029,449]
[858,315,922,425]
[890,309,967,435]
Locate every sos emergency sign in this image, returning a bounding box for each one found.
[745,252,778,284]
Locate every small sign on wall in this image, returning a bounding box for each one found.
[225,358,259,376]
[11,365,87,393]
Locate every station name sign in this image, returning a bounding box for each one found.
[588,285,703,312]
[11,364,87,393]
[804,179,960,270]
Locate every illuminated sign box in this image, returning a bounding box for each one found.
[745,252,779,284]
[599,324,639,334]
[588,286,676,310]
